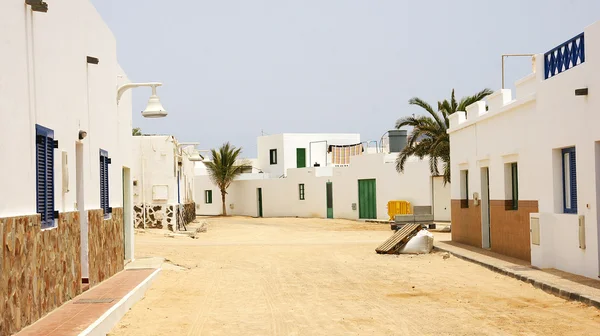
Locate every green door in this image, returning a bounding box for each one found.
[296,148,306,168]
[326,182,333,218]
[358,179,377,219]
[257,188,263,217]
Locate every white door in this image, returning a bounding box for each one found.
[432,176,451,221]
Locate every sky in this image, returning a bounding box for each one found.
[90,0,600,158]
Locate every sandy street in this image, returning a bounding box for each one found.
[109,217,600,336]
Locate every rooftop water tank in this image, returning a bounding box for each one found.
[388,130,407,153]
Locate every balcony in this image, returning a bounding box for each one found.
[544,33,585,79]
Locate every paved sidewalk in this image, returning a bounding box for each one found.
[16,268,158,336]
[434,236,600,309]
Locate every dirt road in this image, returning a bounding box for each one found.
[110,217,600,336]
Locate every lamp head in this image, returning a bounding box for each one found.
[142,85,168,118]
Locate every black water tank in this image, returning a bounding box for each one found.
[388,130,407,153]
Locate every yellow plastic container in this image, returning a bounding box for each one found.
[387,200,412,221]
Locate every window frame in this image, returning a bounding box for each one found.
[299,183,305,200]
[460,170,469,208]
[510,162,519,210]
[36,124,57,229]
[562,147,577,214]
[100,149,111,219]
[269,149,277,165]
[205,190,213,204]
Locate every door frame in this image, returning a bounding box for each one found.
[481,167,491,249]
[257,188,263,217]
[326,182,333,219]
[75,142,88,280]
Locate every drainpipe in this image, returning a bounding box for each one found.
[141,136,146,229]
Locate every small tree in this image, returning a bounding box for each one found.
[204,142,246,216]
[132,127,143,136]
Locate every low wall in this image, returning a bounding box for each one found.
[451,200,482,248]
[490,200,538,262]
[0,212,82,335]
[134,204,176,230]
[177,202,196,230]
[88,208,125,287]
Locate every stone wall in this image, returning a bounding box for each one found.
[134,204,176,230]
[0,212,82,336]
[88,208,125,287]
[490,200,538,262]
[177,202,196,230]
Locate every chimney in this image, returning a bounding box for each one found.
[388,130,407,153]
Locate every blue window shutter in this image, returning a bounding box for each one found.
[569,149,577,212]
[100,149,110,218]
[36,124,55,229]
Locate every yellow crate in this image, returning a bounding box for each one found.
[387,200,412,221]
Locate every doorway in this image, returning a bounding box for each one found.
[75,142,88,281]
[257,188,263,217]
[122,167,132,261]
[481,167,491,249]
[326,182,333,219]
[358,179,377,219]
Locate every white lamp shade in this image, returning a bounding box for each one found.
[142,94,167,118]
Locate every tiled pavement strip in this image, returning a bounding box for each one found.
[434,234,600,309]
[16,268,158,336]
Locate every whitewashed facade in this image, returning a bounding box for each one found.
[132,136,198,230]
[448,21,600,278]
[195,133,451,221]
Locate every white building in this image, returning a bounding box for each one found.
[0,0,139,333]
[132,135,199,230]
[195,133,451,222]
[448,21,600,278]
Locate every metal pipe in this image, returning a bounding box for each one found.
[501,54,535,89]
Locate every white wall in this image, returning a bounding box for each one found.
[448,20,600,279]
[132,136,197,206]
[0,0,133,218]
[256,133,361,177]
[195,152,450,221]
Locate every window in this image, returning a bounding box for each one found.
[299,184,305,200]
[296,148,306,168]
[205,190,213,204]
[240,166,253,174]
[36,124,57,229]
[505,162,519,210]
[270,149,277,165]
[562,147,577,214]
[100,149,111,219]
[460,170,469,208]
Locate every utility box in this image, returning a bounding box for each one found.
[388,130,408,153]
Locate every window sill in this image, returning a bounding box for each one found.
[41,220,58,231]
[103,214,112,221]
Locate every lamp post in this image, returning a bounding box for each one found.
[118,82,169,231]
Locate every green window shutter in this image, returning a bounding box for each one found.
[511,163,518,210]
[296,148,306,168]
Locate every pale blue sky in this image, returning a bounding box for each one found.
[91,0,599,157]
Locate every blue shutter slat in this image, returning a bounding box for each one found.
[104,159,109,215]
[570,150,577,211]
[47,138,55,226]
[36,138,47,223]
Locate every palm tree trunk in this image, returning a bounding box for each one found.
[221,190,227,216]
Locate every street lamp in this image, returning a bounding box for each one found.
[117,82,168,118]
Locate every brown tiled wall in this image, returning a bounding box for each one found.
[490,200,538,262]
[0,212,82,336]
[88,208,125,287]
[451,200,482,248]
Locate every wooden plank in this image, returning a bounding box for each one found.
[375,223,421,254]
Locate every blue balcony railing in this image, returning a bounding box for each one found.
[544,32,585,79]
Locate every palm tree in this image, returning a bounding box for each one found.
[132,127,143,136]
[204,142,247,216]
[395,88,493,184]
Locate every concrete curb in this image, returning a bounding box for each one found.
[78,268,161,336]
[433,246,600,309]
